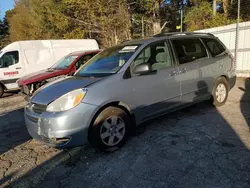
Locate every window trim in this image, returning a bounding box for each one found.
[129,39,175,77]
[170,37,209,66]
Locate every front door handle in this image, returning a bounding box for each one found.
[180,68,188,73]
[16,67,22,70]
[169,70,177,76]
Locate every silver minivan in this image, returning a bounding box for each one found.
[25,33,236,151]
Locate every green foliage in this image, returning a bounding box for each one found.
[0,14,10,49]
[1,0,249,48]
[184,1,236,31]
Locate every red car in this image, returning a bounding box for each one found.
[17,50,101,97]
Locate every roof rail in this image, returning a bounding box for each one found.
[153,32,214,37]
[121,40,130,43]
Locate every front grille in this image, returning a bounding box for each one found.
[27,114,38,123]
[32,103,47,114]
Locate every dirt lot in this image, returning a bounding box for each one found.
[1,78,250,188]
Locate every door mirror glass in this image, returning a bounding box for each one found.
[134,63,152,75]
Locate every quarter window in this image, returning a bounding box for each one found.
[132,41,172,72]
[202,38,225,57]
[0,51,19,68]
[172,38,207,64]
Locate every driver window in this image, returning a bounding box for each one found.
[0,51,19,68]
[132,41,172,72]
[76,54,93,70]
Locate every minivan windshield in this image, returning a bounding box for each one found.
[50,55,78,70]
[75,45,139,77]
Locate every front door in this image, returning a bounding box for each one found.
[0,50,24,89]
[130,40,181,122]
[171,38,210,104]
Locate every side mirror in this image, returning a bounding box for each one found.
[134,63,153,75]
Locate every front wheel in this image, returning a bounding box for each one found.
[212,77,229,106]
[89,106,131,152]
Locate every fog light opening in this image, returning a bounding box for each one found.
[55,137,71,145]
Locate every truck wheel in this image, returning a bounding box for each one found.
[212,77,229,106]
[89,106,131,152]
[0,84,4,98]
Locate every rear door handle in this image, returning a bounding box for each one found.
[169,70,177,76]
[180,68,188,73]
[16,67,22,70]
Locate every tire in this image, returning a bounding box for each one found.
[212,77,229,106]
[89,106,131,152]
[0,84,4,98]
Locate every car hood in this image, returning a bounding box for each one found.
[17,69,62,85]
[31,76,104,105]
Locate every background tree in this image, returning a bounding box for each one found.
[1,0,249,47]
[184,1,236,31]
[0,12,10,49]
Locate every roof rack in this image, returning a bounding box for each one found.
[153,32,214,37]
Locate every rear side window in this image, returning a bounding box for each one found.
[171,38,207,64]
[202,38,225,57]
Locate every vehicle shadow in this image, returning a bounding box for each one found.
[3,79,250,188]
[1,90,20,98]
[0,108,31,155]
[239,77,250,131]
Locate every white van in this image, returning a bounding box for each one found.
[0,39,99,97]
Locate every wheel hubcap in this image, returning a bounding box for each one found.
[100,116,126,146]
[215,83,227,103]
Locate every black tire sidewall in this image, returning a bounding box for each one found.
[0,85,4,98]
[212,77,229,106]
[89,106,131,151]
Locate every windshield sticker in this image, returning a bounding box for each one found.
[70,56,78,59]
[120,46,138,52]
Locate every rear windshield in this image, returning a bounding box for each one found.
[202,38,226,57]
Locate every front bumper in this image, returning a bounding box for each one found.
[25,102,98,148]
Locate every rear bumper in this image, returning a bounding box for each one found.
[229,75,236,90]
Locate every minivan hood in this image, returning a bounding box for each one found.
[31,76,104,105]
[17,69,63,85]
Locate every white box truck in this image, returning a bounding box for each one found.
[0,39,99,97]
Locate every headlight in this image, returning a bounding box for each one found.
[47,88,87,112]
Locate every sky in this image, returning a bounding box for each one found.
[0,0,14,19]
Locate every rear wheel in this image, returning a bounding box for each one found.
[89,106,131,152]
[0,84,4,98]
[212,77,229,106]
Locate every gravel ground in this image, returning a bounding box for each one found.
[0,78,250,188]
